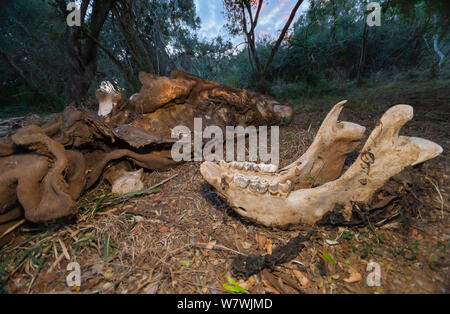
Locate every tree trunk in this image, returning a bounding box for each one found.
[82,27,134,89]
[255,0,304,93]
[57,0,115,105]
[112,3,156,75]
[357,21,369,86]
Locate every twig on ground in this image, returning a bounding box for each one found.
[0,219,26,240]
[425,176,444,219]
[96,174,179,211]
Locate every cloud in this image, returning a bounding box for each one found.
[195,0,309,43]
[196,0,226,40]
[259,6,281,26]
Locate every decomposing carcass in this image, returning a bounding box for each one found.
[0,71,293,225]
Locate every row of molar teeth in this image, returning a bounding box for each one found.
[231,174,269,194]
[258,163,278,173]
[228,172,293,196]
[218,163,291,195]
[219,160,278,173]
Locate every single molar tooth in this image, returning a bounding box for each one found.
[258,163,278,173]
[278,180,292,196]
[257,179,269,193]
[232,161,244,169]
[269,182,279,194]
[234,174,249,188]
[242,162,256,171]
[248,176,260,192]
[268,164,278,172]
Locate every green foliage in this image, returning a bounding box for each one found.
[343,230,354,241]
[221,0,449,95]
[0,0,448,117]
[0,0,66,117]
[222,276,248,294]
[318,249,336,264]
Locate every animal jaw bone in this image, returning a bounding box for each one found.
[200,102,443,227]
[277,100,366,188]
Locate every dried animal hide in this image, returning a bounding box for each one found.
[99,70,294,147]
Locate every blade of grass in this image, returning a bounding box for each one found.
[104,233,110,261]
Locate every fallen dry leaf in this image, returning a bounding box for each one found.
[261,270,284,294]
[103,268,114,280]
[239,275,256,290]
[344,267,362,283]
[263,281,281,294]
[242,276,256,290]
[143,281,160,294]
[159,226,169,233]
[265,239,273,255]
[325,239,339,246]
[293,270,311,287]
[255,234,267,250]
[241,241,252,250]
[205,240,216,249]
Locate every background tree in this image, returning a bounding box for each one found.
[223,0,304,93]
[0,0,67,114]
[54,0,116,105]
[88,0,215,93]
[0,0,448,118]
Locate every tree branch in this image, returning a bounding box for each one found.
[257,0,304,91]
[81,27,134,85]
[252,0,264,32]
[0,51,41,96]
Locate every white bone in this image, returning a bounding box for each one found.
[200,102,443,227]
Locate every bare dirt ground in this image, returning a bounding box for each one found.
[0,85,449,294]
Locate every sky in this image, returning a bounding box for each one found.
[194,0,310,45]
